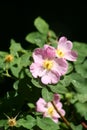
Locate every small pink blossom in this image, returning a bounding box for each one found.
[36,94,65,123]
[30,44,68,85]
[56,36,78,61]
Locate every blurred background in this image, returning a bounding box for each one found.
[0,1,87,51]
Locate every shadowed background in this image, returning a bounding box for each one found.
[0,1,87,51]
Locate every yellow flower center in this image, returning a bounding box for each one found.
[48,106,54,116]
[8,118,17,127]
[5,54,14,62]
[56,49,64,58]
[43,59,53,70]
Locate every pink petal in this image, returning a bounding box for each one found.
[65,51,78,61]
[52,110,60,119]
[33,48,43,63]
[60,109,66,116]
[58,36,67,43]
[30,63,44,78]
[53,94,60,103]
[47,102,60,118]
[56,102,63,110]
[55,102,66,117]
[52,117,59,123]
[36,98,47,113]
[53,58,68,76]
[41,71,60,84]
[43,44,56,59]
[58,37,73,52]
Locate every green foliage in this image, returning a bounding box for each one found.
[42,87,53,102]
[0,16,87,130]
[34,16,49,34]
[37,117,59,130]
[17,115,36,129]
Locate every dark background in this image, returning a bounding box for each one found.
[0,1,87,51]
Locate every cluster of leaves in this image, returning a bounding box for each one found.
[0,17,87,130]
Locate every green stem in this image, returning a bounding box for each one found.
[51,101,73,130]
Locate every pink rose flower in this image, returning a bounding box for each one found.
[56,36,78,61]
[36,94,65,123]
[30,45,68,84]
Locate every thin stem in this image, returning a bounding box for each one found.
[51,101,73,130]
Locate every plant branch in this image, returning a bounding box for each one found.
[51,101,73,130]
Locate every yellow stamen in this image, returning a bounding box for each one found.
[5,54,14,62]
[48,106,54,116]
[56,49,64,58]
[8,117,17,127]
[43,59,53,70]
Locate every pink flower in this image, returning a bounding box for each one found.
[30,45,68,85]
[56,36,78,61]
[36,94,65,123]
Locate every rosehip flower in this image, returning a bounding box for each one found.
[56,36,78,61]
[36,94,65,123]
[30,45,68,84]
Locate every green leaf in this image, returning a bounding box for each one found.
[25,68,32,78]
[25,32,47,47]
[0,120,7,127]
[66,62,73,74]
[10,65,21,78]
[70,123,82,130]
[31,78,43,88]
[27,103,35,109]
[75,94,87,103]
[71,73,87,94]
[17,115,36,129]
[0,51,8,58]
[60,75,72,87]
[73,41,87,56]
[13,80,19,90]
[49,82,68,94]
[20,52,31,67]
[73,41,87,64]
[48,30,57,38]
[42,87,53,102]
[37,117,59,130]
[10,39,26,56]
[75,102,87,120]
[75,60,87,78]
[48,38,58,48]
[74,53,85,64]
[34,16,49,34]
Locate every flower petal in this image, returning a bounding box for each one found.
[30,63,44,78]
[33,48,43,63]
[64,51,78,61]
[58,36,67,43]
[58,36,73,52]
[52,117,59,123]
[41,71,60,84]
[53,58,68,76]
[53,94,60,103]
[36,98,47,113]
[60,109,66,116]
[43,44,56,59]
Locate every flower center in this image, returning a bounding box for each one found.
[48,106,54,116]
[56,49,64,58]
[5,54,14,62]
[43,59,53,70]
[8,118,17,127]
